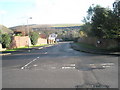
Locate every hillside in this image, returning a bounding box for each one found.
[9,24,82,40]
[51,24,82,27]
[0,25,13,34]
[9,24,82,38]
[10,24,82,31]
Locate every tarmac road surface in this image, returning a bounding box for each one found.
[2,42,118,88]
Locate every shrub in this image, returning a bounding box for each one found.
[29,32,39,45]
[2,34,11,48]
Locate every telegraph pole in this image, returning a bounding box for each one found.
[27,17,32,48]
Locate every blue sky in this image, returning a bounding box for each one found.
[0,0,115,27]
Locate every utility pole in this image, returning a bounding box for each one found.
[27,17,32,48]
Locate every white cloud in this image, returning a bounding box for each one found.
[1,0,115,27]
[26,0,87,24]
[0,0,34,3]
[0,10,7,15]
[27,0,115,24]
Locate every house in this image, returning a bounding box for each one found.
[37,34,47,45]
[48,33,57,44]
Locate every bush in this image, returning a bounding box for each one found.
[73,37,79,42]
[29,32,39,45]
[2,34,11,48]
[0,31,2,43]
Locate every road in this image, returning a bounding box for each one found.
[2,42,118,88]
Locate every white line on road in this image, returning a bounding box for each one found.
[69,64,75,66]
[33,64,38,67]
[44,52,47,54]
[38,47,43,49]
[101,63,114,66]
[21,58,37,70]
[37,57,39,58]
[62,66,75,69]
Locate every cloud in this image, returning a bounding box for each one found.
[27,0,87,24]
[0,10,7,15]
[0,0,115,27]
[0,0,34,3]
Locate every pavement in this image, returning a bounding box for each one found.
[71,43,120,56]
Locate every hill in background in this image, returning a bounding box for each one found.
[0,25,13,34]
[9,24,82,38]
[10,24,82,31]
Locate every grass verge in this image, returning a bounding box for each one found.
[4,44,48,52]
[75,42,119,52]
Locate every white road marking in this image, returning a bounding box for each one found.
[21,58,37,69]
[37,57,39,58]
[62,66,75,69]
[39,47,43,49]
[68,49,73,51]
[51,67,56,69]
[89,63,114,69]
[70,64,75,66]
[33,64,38,67]
[101,63,114,66]
[28,50,31,52]
[102,66,111,68]
[90,64,95,66]
[44,52,47,54]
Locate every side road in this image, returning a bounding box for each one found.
[0,44,56,56]
[71,43,120,56]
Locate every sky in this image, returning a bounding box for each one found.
[0,0,115,27]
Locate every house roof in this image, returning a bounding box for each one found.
[39,34,47,39]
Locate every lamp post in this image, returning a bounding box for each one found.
[27,17,32,48]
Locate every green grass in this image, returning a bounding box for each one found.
[30,44,48,47]
[5,46,29,51]
[76,42,109,51]
[75,42,119,52]
[76,43,99,49]
[5,44,48,51]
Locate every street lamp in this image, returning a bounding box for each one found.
[27,17,32,48]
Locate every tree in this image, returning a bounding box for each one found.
[91,6,111,38]
[86,5,95,22]
[29,32,39,45]
[113,0,120,17]
[81,4,119,39]
[80,5,95,37]
[2,34,11,48]
[80,22,92,37]
[89,5,120,39]
[0,30,2,43]
[113,0,120,39]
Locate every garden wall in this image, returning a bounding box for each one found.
[0,43,2,51]
[10,36,31,49]
[37,38,47,45]
[10,36,48,49]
